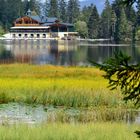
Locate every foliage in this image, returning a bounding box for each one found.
[99,0,112,38]
[79,4,93,24]
[67,0,80,23]
[87,5,100,39]
[113,1,132,42]
[75,20,88,38]
[135,27,140,40]
[122,0,137,6]
[48,0,58,17]
[58,0,67,22]
[90,51,140,107]
[0,0,39,30]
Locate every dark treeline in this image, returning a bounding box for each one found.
[1,0,140,42]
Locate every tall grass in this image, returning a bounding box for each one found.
[0,64,133,108]
[0,78,126,108]
[0,123,139,140]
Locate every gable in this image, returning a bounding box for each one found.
[15,16,40,25]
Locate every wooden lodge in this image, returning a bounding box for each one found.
[10,10,78,39]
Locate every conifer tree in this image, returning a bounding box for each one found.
[100,0,112,38]
[44,0,49,17]
[67,0,80,23]
[59,0,67,22]
[114,8,131,42]
[87,5,100,39]
[48,0,58,17]
[110,9,117,39]
[80,4,94,24]
[137,0,140,26]
[125,6,136,23]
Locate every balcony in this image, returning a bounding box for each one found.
[15,24,40,26]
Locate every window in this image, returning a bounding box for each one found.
[31,34,34,38]
[37,34,40,38]
[25,34,28,38]
[43,34,46,38]
[13,34,16,38]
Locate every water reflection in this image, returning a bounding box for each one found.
[0,40,140,65]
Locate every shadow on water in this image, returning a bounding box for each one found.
[0,39,140,65]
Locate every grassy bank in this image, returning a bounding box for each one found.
[0,64,128,108]
[0,123,139,140]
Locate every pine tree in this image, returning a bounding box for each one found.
[44,0,50,17]
[67,0,80,23]
[87,5,100,39]
[110,9,117,39]
[23,0,39,15]
[100,0,112,38]
[80,4,94,24]
[125,6,136,23]
[137,0,140,25]
[0,0,7,26]
[59,0,67,22]
[114,8,131,42]
[3,0,23,29]
[48,0,58,17]
[112,0,122,18]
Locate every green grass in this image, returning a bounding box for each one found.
[0,123,139,140]
[0,64,128,109]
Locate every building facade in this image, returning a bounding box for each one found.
[10,10,77,39]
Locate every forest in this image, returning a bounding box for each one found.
[0,0,140,42]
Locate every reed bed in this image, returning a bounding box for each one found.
[0,78,125,108]
[0,123,139,140]
[0,64,132,108]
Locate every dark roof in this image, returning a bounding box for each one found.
[42,22,74,27]
[29,15,43,23]
[42,23,54,26]
[46,17,58,23]
[28,15,58,24]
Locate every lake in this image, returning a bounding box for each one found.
[0,39,140,65]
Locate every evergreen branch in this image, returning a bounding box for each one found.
[90,51,140,107]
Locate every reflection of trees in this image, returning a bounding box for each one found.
[133,43,140,63]
[87,43,140,64]
[49,40,87,66]
[71,45,88,65]
[0,44,13,63]
[88,45,115,63]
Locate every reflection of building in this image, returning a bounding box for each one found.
[8,40,79,65]
[10,10,78,39]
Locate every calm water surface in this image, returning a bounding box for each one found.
[0,39,140,65]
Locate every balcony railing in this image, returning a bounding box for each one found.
[15,24,40,26]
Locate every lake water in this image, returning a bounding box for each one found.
[0,39,140,65]
[0,103,139,124]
